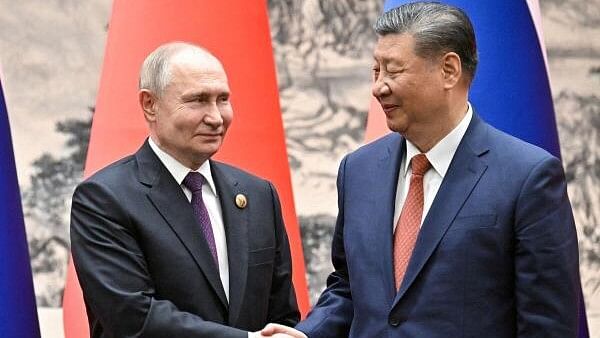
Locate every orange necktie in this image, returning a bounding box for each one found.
[393,154,431,290]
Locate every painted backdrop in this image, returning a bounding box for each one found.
[0,0,598,336]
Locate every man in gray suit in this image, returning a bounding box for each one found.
[71,42,300,338]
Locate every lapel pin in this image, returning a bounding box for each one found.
[235,194,247,209]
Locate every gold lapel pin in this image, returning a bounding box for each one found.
[235,194,247,209]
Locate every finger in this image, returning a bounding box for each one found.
[261,323,282,335]
[260,325,273,335]
[261,323,307,338]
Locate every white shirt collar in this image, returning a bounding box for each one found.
[402,103,473,178]
[148,137,217,195]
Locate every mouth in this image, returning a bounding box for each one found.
[195,132,223,139]
[380,103,399,115]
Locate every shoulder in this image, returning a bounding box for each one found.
[482,122,558,170]
[346,132,402,163]
[471,119,566,199]
[210,161,282,209]
[211,161,274,190]
[80,154,138,188]
[70,154,141,222]
[72,153,143,207]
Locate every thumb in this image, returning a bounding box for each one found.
[260,324,275,336]
[261,323,277,335]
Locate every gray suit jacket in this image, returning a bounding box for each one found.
[71,140,299,338]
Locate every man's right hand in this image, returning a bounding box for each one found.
[257,323,307,338]
[251,331,298,338]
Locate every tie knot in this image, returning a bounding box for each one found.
[411,154,431,176]
[183,172,205,193]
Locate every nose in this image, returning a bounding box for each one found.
[372,78,391,99]
[203,103,224,128]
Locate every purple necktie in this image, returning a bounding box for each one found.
[183,172,219,270]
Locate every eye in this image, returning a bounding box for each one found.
[218,94,230,104]
[184,94,208,103]
[372,67,380,81]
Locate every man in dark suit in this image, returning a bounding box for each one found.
[70,42,300,338]
[263,2,581,338]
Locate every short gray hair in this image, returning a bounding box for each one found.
[139,42,209,96]
[374,2,478,80]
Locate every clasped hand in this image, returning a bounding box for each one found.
[251,323,307,338]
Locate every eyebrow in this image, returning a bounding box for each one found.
[181,92,209,100]
[373,53,398,63]
[181,89,230,100]
[373,56,407,69]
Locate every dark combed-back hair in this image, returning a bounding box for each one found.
[374,2,478,80]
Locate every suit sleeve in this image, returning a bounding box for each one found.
[70,180,247,338]
[296,156,354,337]
[266,182,301,326]
[513,156,580,337]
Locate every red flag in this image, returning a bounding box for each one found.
[364,97,390,144]
[63,1,309,336]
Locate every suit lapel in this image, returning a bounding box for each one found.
[368,134,405,303]
[393,115,490,306]
[136,142,228,309]
[211,162,249,326]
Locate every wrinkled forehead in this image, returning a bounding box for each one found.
[170,49,225,73]
[168,51,229,87]
[373,33,419,64]
[165,63,230,100]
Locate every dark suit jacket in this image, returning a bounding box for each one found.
[296,114,580,337]
[70,141,300,338]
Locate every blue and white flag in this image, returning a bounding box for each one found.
[384,0,560,156]
[0,73,41,337]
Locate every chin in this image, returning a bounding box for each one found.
[188,143,219,160]
[194,147,219,157]
[386,121,407,134]
[195,138,221,149]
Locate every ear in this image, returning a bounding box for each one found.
[139,89,157,122]
[440,52,462,89]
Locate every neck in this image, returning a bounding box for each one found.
[149,135,208,171]
[409,99,468,153]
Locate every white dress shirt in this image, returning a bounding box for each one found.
[393,104,473,230]
[148,137,230,302]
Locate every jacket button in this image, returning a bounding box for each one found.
[389,318,400,327]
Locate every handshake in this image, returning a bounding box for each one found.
[251,323,307,338]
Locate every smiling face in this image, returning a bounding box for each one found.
[141,51,233,169]
[372,33,449,144]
